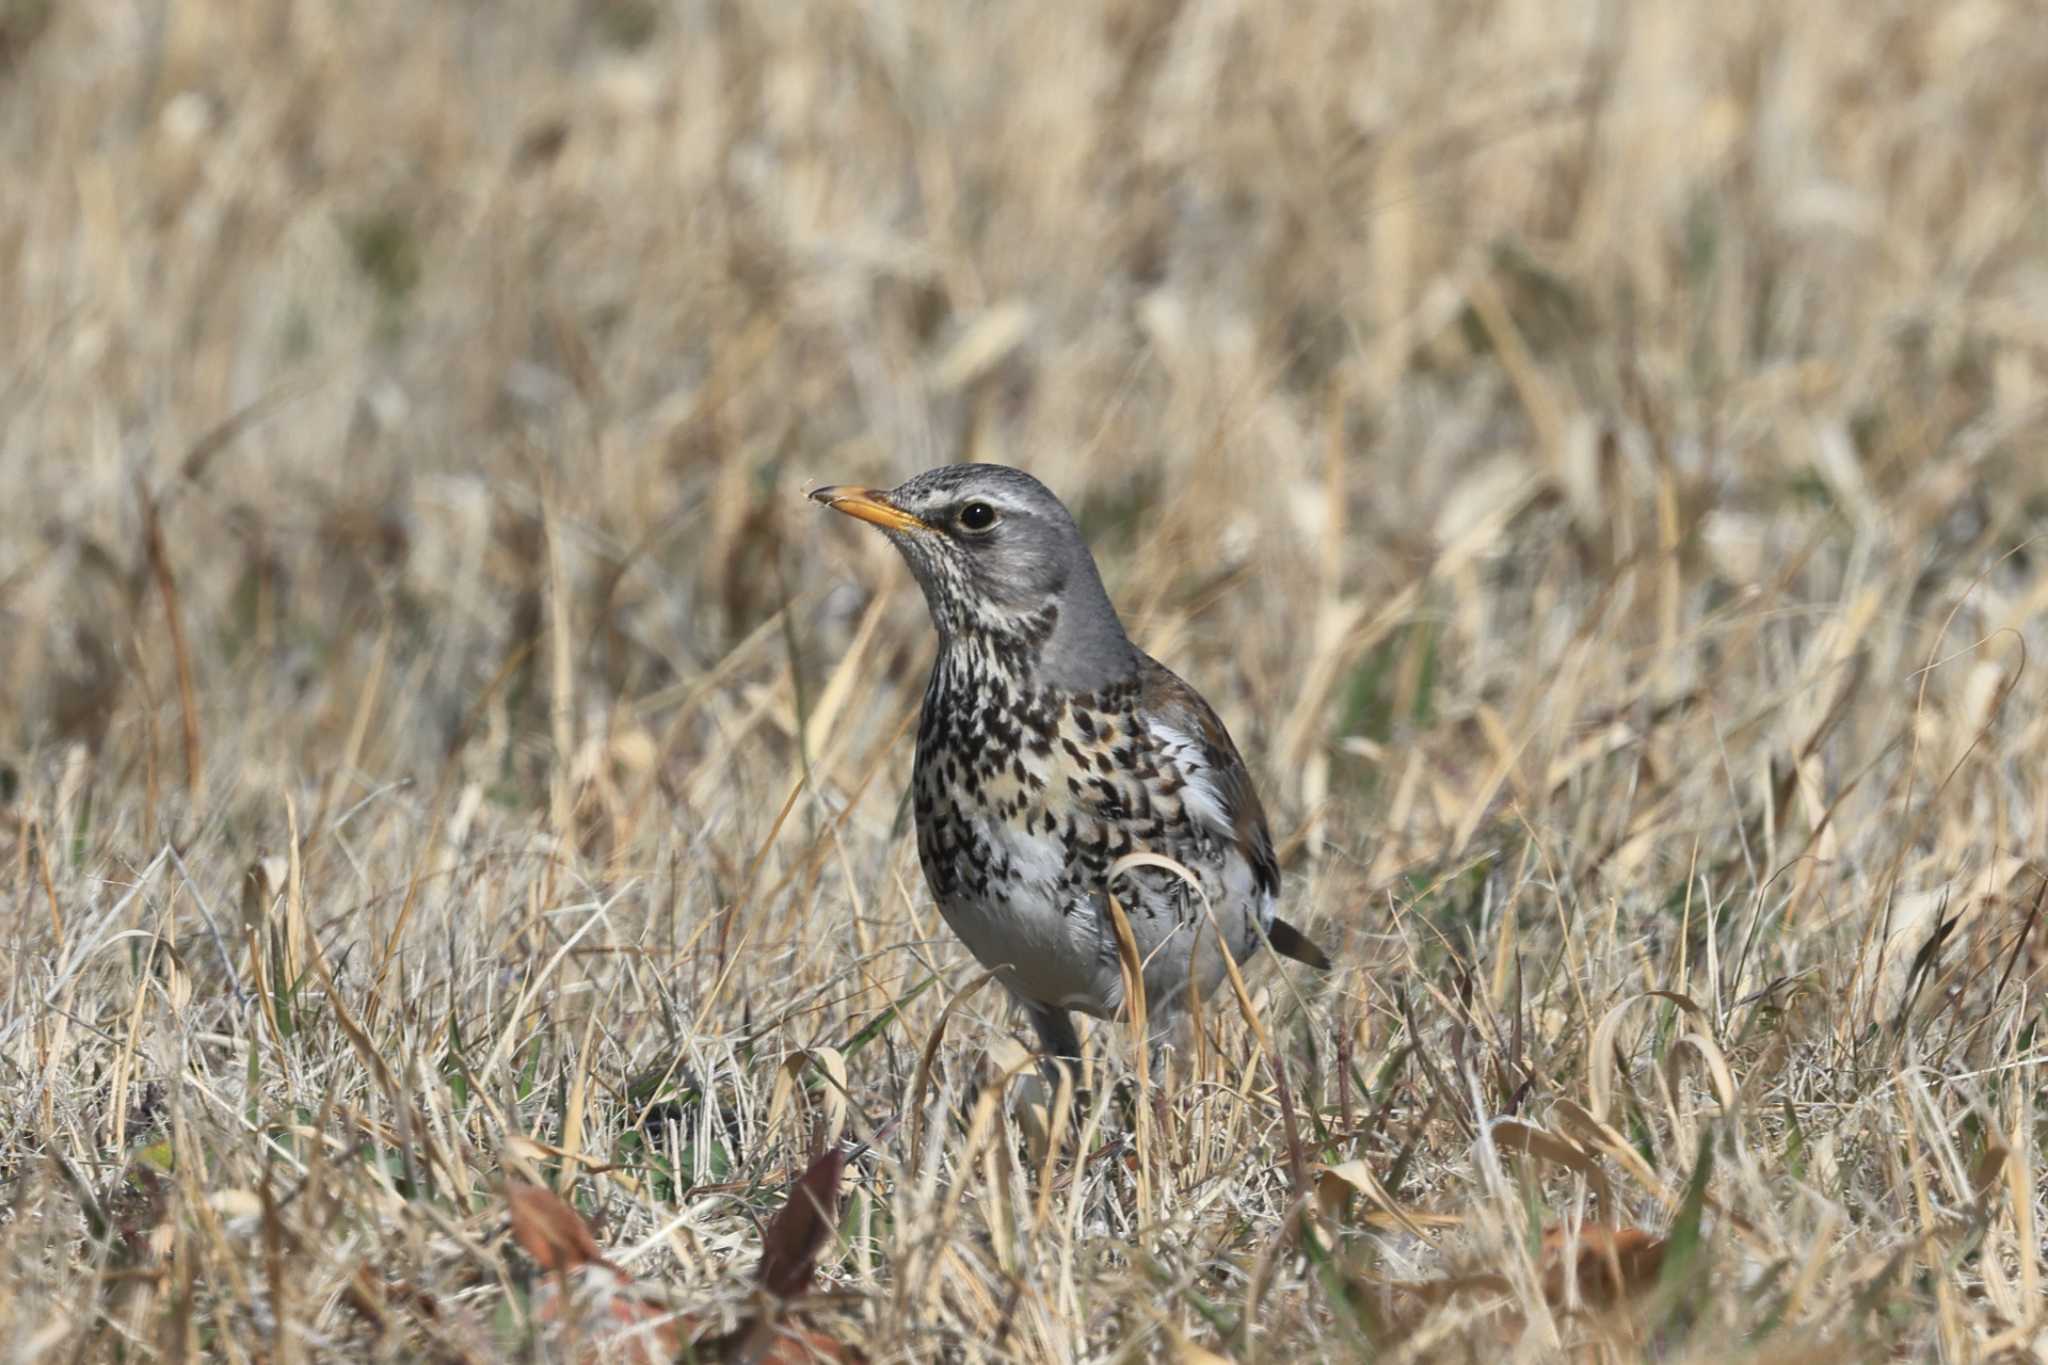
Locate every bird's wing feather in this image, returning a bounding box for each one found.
[1135,656,1282,900]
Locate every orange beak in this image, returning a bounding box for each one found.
[808,484,930,533]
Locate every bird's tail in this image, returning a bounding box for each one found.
[1267,918,1332,970]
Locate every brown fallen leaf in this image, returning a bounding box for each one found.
[503,1180,703,1363]
[1539,1223,1665,1309]
[699,1144,865,1363]
[343,1262,496,1365]
[758,1146,847,1300]
[504,1181,618,1276]
[586,1279,688,1364]
[507,1151,867,1364]
[534,1267,688,1365]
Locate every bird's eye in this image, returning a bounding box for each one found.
[957,502,998,533]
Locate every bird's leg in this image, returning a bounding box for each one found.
[1025,1001,1083,1062]
[1022,1001,1087,1110]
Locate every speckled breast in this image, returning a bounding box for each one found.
[908,644,1251,1014]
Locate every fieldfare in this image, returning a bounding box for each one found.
[811,464,1329,1065]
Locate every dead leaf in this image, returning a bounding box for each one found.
[509,1157,867,1363]
[1490,1119,1617,1222]
[588,1280,687,1364]
[1588,991,1715,1123]
[240,857,286,934]
[534,1267,689,1365]
[505,1181,612,1274]
[1314,1159,1454,1236]
[1539,1223,1666,1309]
[758,1146,846,1299]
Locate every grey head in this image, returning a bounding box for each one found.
[810,463,1138,692]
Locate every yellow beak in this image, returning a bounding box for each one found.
[808,484,930,533]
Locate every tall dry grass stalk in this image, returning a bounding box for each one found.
[3,1,2046,1359]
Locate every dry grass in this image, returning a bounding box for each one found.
[4,1,2048,1359]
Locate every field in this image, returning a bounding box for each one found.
[4,1,2047,1359]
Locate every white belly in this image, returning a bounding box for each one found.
[934,819,1125,1017]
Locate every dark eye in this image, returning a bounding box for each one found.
[957,501,998,532]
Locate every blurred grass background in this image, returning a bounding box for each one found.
[3,1,2047,1359]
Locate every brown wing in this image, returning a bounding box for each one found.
[1136,655,1282,900]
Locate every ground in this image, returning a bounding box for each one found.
[2,1,2046,1360]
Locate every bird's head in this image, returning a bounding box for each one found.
[810,463,1136,690]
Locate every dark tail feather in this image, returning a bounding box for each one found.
[1267,918,1332,970]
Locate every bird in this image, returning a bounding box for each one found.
[810,463,1330,1068]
